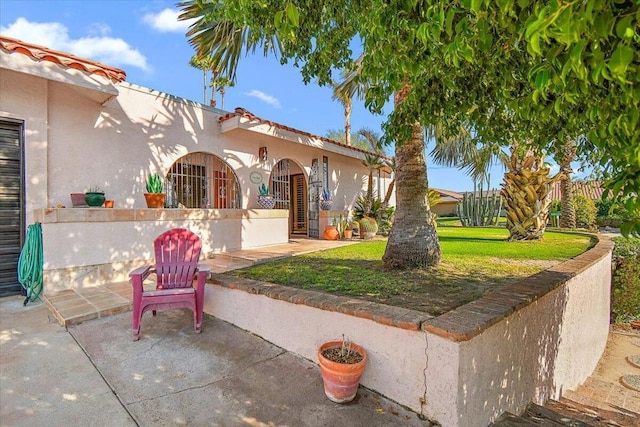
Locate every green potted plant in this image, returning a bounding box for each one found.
[144,173,165,208]
[85,186,106,207]
[318,337,367,403]
[256,183,276,209]
[358,217,378,240]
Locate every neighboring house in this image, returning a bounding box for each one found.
[548,180,609,202]
[0,36,394,296]
[430,188,463,216]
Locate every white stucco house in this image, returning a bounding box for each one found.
[0,36,394,296]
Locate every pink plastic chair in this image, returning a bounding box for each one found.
[130,228,211,341]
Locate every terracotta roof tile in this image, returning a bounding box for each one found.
[219,107,392,160]
[549,180,609,201]
[0,36,126,82]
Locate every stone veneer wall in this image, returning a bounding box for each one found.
[35,208,289,294]
[204,235,613,427]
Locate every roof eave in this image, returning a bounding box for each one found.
[220,115,367,160]
[1,38,120,104]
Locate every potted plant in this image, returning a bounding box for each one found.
[318,338,367,403]
[343,222,353,239]
[256,183,276,209]
[320,189,333,210]
[351,220,360,238]
[70,193,87,207]
[85,187,106,207]
[323,222,340,240]
[144,173,166,208]
[359,217,378,240]
[335,214,352,239]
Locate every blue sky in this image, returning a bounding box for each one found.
[1,0,565,192]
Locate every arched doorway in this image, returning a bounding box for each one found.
[271,159,307,235]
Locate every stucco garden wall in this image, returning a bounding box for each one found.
[35,208,288,294]
[204,236,613,426]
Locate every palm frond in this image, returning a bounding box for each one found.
[178,0,281,83]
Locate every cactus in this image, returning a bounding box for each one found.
[456,179,502,227]
[146,173,164,194]
[258,183,270,196]
[358,216,379,233]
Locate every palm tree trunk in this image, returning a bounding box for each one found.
[210,69,218,107]
[383,178,395,206]
[502,150,561,240]
[202,70,207,104]
[383,121,441,268]
[559,139,577,228]
[345,101,352,145]
[367,168,374,200]
[220,86,226,110]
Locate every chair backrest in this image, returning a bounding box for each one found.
[154,228,202,289]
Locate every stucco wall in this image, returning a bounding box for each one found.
[205,236,613,426]
[36,208,289,293]
[0,69,49,226]
[204,285,429,413]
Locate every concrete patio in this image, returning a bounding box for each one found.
[0,295,433,426]
[2,237,638,426]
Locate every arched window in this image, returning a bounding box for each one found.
[166,152,240,209]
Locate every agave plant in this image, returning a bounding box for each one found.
[501,148,563,241]
[146,173,164,194]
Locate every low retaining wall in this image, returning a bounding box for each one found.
[203,235,613,426]
[35,208,289,294]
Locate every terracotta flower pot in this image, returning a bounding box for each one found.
[318,341,367,403]
[104,200,114,208]
[323,225,340,240]
[144,193,165,208]
[343,229,353,239]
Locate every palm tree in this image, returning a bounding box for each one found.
[189,54,217,105]
[429,125,508,185]
[179,1,281,83]
[331,58,366,146]
[357,128,385,200]
[179,1,441,268]
[382,82,441,268]
[213,75,234,110]
[555,138,577,228]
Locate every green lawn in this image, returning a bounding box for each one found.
[230,228,594,315]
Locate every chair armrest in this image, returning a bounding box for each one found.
[130,265,154,279]
[130,265,154,295]
[196,264,211,279]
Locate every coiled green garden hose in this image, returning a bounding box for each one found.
[18,222,43,305]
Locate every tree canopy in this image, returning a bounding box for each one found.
[181,0,639,234]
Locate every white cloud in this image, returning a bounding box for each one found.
[1,17,149,71]
[244,90,281,109]
[86,23,111,37]
[142,8,194,33]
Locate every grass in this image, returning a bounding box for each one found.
[230,227,594,315]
